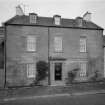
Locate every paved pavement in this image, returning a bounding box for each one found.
[1,93,105,105]
[0,81,105,103]
[2,89,105,102]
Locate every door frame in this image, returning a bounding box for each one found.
[49,57,66,86]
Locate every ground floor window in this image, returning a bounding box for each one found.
[27,64,36,78]
[54,62,62,80]
[104,48,105,77]
[80,62,86,77]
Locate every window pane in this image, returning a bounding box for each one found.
[80,38,86,52]
[80,63,86,77]
[27,36,36,51]
[54,37,62,52]
[27,64,36,78]
[55,17,60,25]
[30,15,37,23]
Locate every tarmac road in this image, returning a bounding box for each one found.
[1,93,105,105]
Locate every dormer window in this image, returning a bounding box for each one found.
[76,17,83,27]
[29,13,37,24]
[53,15,61,25]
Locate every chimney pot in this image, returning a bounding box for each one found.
[83,11,91,21]
[16,5,24,16]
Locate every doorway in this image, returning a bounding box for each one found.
[50,60,65,86]
[54,62,62,81]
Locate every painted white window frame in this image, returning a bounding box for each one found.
[54,17,61,25]
[27,64,36,78]
[80,37,87,52]
[30,15,37,23]
[54,36,63,52]
[80,62,87,77]
[27,36,36,52]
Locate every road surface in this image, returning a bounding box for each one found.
[1,93,105,105]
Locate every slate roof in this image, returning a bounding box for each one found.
[5,15,103,30]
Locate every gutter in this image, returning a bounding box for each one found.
[5,23,104,31]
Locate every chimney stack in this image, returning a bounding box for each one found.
[83,11,91,21]
[16,5,24,16]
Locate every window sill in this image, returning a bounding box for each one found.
[53,51,64,53]
[80,52,87,53]
[26,51,37,53]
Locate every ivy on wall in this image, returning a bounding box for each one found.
[87,57,103,81]
[66,68,80,84]
[35,61,48,85]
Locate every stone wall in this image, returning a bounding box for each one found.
[6,25,48,86]
[6,25,104,86]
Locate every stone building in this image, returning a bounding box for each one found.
[4,7,104,87]
[103,35,105,77]
[0,27,4,88]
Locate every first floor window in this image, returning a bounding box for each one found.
[54,36,62,52]
[27,36,36,52]
[80,36,86,52]
[80,62,86,77]
[27,64,36,78]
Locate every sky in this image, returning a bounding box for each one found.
[0,0,105,34]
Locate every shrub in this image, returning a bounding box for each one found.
[89,70,99,81]
[35,61,48,84]
[66,68,79,84]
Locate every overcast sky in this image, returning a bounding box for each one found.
[0,0,105,34]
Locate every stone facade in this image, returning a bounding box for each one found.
[0,27,4,88]
[6,26,48,86]
[103,36,105,77]
[49,28,103,85]
[5,14,104,87]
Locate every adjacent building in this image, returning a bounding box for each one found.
[103,36,105,77]
[4,6,104,87]
[0,27,4,88]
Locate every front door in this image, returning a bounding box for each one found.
[55,63,62,81]
[50,61,64,86]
